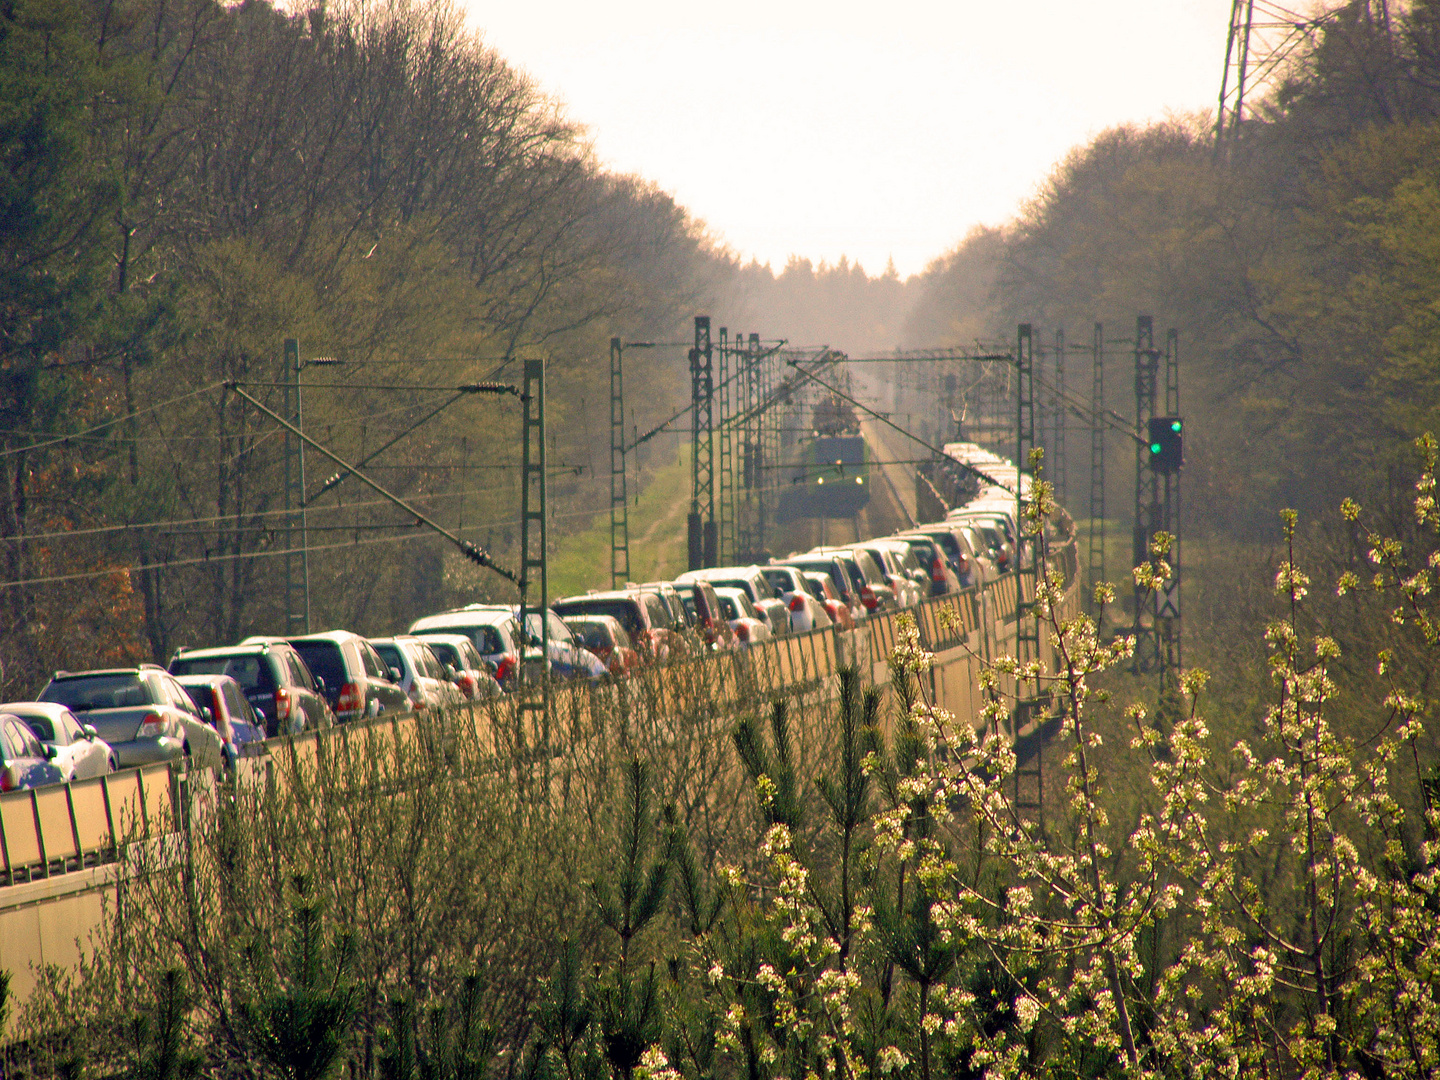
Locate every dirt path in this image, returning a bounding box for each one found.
[635,484,690,579]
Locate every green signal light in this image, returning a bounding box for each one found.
[1170,420,1182,432]
[1150,442,1163,454]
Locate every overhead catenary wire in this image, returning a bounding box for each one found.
[0,501,623,589]
[0,381,230,457]
[2,482,529,546]
[227,384,518,584]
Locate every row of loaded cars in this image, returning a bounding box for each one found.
[1,440,1043,796]
[0,627,508,793]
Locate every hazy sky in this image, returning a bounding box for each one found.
[459,1,1240,279]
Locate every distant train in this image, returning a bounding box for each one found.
[776,434,872,522]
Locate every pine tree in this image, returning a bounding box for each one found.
[231,873,360,1080]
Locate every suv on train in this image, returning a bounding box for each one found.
[169,641,333,737]
[287,630,412,723]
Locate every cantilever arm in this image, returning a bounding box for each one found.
[227,384,518,585]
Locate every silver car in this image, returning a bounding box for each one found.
[369,636,465,710]
[38,667,188,767]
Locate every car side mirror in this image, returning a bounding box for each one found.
[200,706,214,725]
[83,724,98,740]
[389,667,403,683]
[44,744,58,760]
[314,676,327,694]
[445,664,459,681]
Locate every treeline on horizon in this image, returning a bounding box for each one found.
[5,0,1440,693]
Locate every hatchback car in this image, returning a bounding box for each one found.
[778,554,865,621]
[800,572,856,630]
[857,542,923,608]
[0,714,63,792]
[712,587,772,647]
[369,637,466,710]
[676,568,789,637]
[562,614,640,678]
[512,608,609,680]
[409,605,536,688]
[169,643,332,737]
[173,675,269,764]
[890,534,962,596]
[419,634,504,700]
[551,591,673,663]
[0,702,115,781]
[806,547,897,614]
[670,579,736,650]
[897,526,981,591]
[758,565,833,633]
[288,630,412,723]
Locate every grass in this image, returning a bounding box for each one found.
[547,449,694,598]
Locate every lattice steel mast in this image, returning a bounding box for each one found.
[1088,323,1106,614]
[609,338,629,589]
[688,316,716,570]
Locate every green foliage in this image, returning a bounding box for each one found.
[378,980,495,1080]
[232,874,360,1080]
[124,970,202,1080]
[734,701,803,830]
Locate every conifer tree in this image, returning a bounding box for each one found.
[231,873,359,1080]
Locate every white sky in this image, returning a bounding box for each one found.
[459,1,1239,279]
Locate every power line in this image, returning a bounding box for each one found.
[6,485,507,545]
[0,381,229,457]
[0,500,619,590]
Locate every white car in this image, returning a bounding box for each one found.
[0,701,115,781]
[711,587,772,648]
[369,636,466,710]
[758,565,833,633]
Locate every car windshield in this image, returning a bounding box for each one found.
[554,600,643,639]
[171,654,274,694]
[41,673,150,711]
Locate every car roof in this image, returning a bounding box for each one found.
[48,665,164,681]
[678,566,760,581]
[288,630,365,644]
[0,701,73,720]
[413,632,475,647]
[554,590,638,603]
[564,612,623,628]
[173,672,244,689]
[410,609,515,630]
[171,643,284,659]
